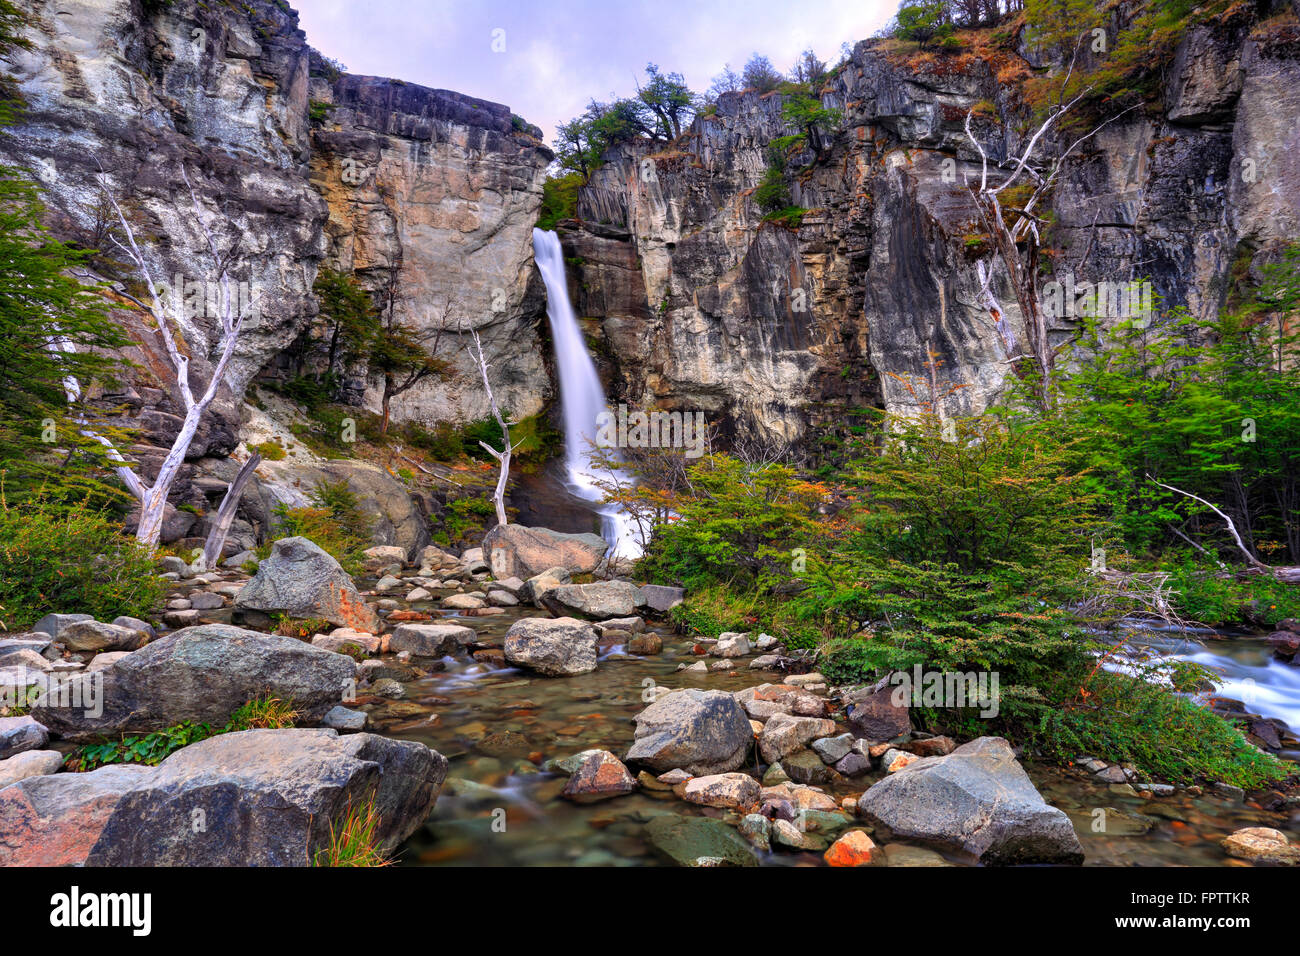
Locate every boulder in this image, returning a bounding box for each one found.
[31,613,92,640]
[844,675,911,741]
[362,545,408,571]
[111,617,158,642]
[389,623,475,658]
[60,621,150,653]
[0,716,49,759]
[640,584,685,614]
[481,524,608,579]
[625,689,753,775]
[681,772,761,810]
[0,749,64,788]
[442,593,486,611]
[31,624,357,741]
[502,617,599,676]
[540,580,645,619]
[857,736,1085,865]
[644,813,758,867]
[712,632,751,658]
[0,729,446,866]
[758,713,837,763]
[233,536,379,632]
[1221,827,1300,865]
[561,750,637,802]
[521,566,572,605]
[311,630,382,655]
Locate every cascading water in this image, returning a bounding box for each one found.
[533,228,642,558]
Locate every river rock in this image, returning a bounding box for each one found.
[561,750,637,802]
[712,632,751,657]
[31,613,93,640]
[857,736,1085,865]
[0,749,64,788]
[502,617,599,676]
[625,688,753,775]
[681,772,761,810]
[640,584,685,614]
[234,536,379,632]
[0,729,445,866]
[1221,827,1300,864]
[482,524,609,579]
[644,813,758,867]
[824,829,883,866]
[363,545,408,572]
[311,630,382,655]
[521,566,572,604]
[758,713,837,763]
[0,716,48,759]
[389,622,475,658]
[31,624,357,741]
[540,580,645,619]
[844,675,911,741]
[60,621,148,653]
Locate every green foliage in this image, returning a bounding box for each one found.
[537,172,583,230]
[0,167,137,495]
[0,491,164,630]
[894,0,955,48]
[635,454,826,591]
[273,479,372,575]
[1160,553,1300,629]
[0,0,32,128]
[67,696,299,772]
[444,496,496,542]
[249,440,287,461]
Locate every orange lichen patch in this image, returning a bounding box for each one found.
[824,830,882,867]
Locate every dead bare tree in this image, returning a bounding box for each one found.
[199,451,261,570]
[75,163,261,550]
[466,326,523,526]
[963,50,1139,408]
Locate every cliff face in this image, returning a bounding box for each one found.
[306,73,554,425]
[565,7,1300,448]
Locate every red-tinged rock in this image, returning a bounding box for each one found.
[387,610,431,622]
[824,830,882,867]
[561,750,637,803]
[910,735,956,757]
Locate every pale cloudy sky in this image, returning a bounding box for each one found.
[290,0,898,148]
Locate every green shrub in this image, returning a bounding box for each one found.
[249,440,287,461]
[537,172,584,230]
[1160,554,1300,628]
[272,479,372,575]
[0,493,165,630]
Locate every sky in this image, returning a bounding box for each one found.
[290,0,898,149]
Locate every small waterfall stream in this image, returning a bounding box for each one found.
[533,228,641,559]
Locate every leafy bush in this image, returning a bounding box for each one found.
[273,479,372,575]
[249,440,287,461]
[1160,553,1300,629]
[537,172,584,230]
[0,493,165,630]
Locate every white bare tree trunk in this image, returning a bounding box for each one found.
[198,451,262,571]
[467,328,521,527]
[72,164,259,550]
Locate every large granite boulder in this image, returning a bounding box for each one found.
[625,689,752,775]
[539,580,646,620]
[0,730,446,866]
[482,524,608,579]
[502,617,599,676]
[234,536,379,632]
[31,624,356,740]
[857,736,1085,865]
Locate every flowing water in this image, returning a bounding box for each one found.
[372,593,1299,867]
[532,227,642,559]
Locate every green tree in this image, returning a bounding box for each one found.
[636,63,696,141]
[741,54,783,93]
[312,267,376,385]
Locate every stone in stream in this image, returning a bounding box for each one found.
[681,772,761,810]
[712,632,751,658]
[389,622,475,658]
[844,675,911,741]
[111,616,157,642]
[644,813,758,867]
[539,580,646,620]
[0,749,64,788]
[1221,827,1300,864]
[0,716,48,759]
[362,545,408,572]
[311,629,383,655]
[0,729,446,866]
[625,688,753,775]
[561,750,637,802]
[442,592,487,610]
[738,813,771,851]
[503,617,599,676]
[31,613,93,640]
[31,623,357,741]
[758,713,836,764]
[521,566,572,605]
[857,736,1085,865]
[811,733,855,765]
[189,591,226,611]
[824,829,883,867]
[234,536,379,632]
[481,524,608,579]
[60,621,150,653]
[321,706,368,732]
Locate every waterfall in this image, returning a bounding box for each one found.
[532,228,642,559]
